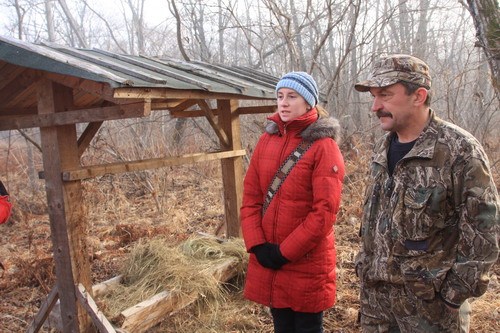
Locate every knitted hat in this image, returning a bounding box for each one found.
[275,71,319,107]
[355,54,431,92]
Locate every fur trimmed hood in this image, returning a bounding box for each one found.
[265,116,341,142]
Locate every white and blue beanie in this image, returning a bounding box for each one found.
[275,71,319,107]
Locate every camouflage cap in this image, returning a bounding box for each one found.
[355,54,431,92]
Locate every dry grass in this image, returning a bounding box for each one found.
[100,236,248,321]
[0,131,498,333]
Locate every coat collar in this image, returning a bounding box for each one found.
[265,109,341,142]
[373,109,439,166]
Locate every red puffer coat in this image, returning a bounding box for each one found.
[241,109,344,312]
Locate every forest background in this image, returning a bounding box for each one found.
[0,0,498,332]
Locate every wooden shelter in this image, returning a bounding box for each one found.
[0,35,278,332]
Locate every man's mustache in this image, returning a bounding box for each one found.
[376,110,392,118]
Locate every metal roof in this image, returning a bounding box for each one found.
[0,35,279,99]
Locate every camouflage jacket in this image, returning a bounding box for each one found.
[356,110,499,307]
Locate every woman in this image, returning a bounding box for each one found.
[0,180,12,224]
[241,71,345,333]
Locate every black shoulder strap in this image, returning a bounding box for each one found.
[0,181,7,196]
[262,141,313,215]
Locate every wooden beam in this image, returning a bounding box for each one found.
[0,102,150,131]
[0,61,26,91]
[76,284,116,333]
[150,99,191,110]
[0,68,40,106]
[26,287,59,333]
[169,104,276,118]
[237,104,276,115]
[113,87,271,101]
[0,107,37,116]
[197,99,229,148]
[37,78,82,332]
[167,99,198,112]
[118,257,239,333]
[62,150,247,181]
[92,275,123,298]
[44,72,115,102]
[218,99,244,238]
[169,109,207,118]
[78,122,103,158]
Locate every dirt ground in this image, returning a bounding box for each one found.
[0,162,498,332]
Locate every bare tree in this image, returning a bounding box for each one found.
[57,0,88,47]
[463,0,500,95]
[124,0,146,55]
[45,0,55,41]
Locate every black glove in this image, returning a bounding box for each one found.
[252,243,289,270]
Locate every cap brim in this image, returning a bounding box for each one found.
[354,78,399,92]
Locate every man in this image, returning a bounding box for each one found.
[354,54,499,332]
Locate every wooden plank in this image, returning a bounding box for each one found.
[150,100,190,110]
[37,78,82,333]
[26,286,59,333]
[62,149,247,181]
[197,99,229,148]
[78,122,103,158]
[76,284,117,333]
[218,99,244,237]
[57,84,95,332]
[0,106,37,116]
[113,87,270,100]
[0,68,40,106]
[0,62,26,91]
[119,257,239,333]
[167,99,198,112]
[92,275,123,298]
[169,109,209,118]
[45,72,116,102]
[0,102,150,131]
[169,104,275,118]
[237,104,276,115]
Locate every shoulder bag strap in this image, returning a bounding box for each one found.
[262,140,313,216]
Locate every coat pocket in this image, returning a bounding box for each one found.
[400,261,436,300]
[402,185,445,239]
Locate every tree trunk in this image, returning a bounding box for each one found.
[57,0,88,47]
[464,0,500,94]
[45,0,55,42]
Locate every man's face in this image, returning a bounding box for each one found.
[277,88,310,122]
[369,83,416,133]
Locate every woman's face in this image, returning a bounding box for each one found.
[277,88,310,122]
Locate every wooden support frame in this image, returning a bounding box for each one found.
[26,287,59,333]
[77,121,103,158]
[62,149,246,181]
[76,284,116,333]
[5,58,277,332]
[37,78,93,332]
[0,102,150,131]
[217,99,244,237]
[197,99,230,148]
[169,104,276,118]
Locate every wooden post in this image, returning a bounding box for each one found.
[37,78,93,332]
[217,99,244,238]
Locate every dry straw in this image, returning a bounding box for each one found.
[100,235,249,320]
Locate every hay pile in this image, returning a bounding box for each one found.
[99,235,248,320]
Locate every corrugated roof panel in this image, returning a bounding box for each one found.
[0,35,278,99]
[0,35,133,86]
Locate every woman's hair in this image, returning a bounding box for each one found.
[316,104,329,117]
